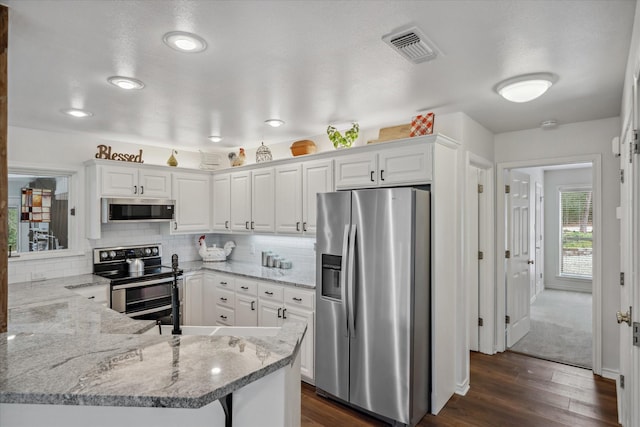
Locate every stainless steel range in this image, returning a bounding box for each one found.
[93,244,183,324]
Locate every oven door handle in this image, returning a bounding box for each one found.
[112,277,181,291]
[128,304,173,318]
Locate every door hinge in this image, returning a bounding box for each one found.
[620,374,625,389]
[505,315,511,324]
[505,184,510,194]
[633,322,640,347]
[620,272,625,286]
[478,251,484,260]
[478,317,484,327]
[505,250,511,259]
[620,169,625,183]
[478,184,484,194]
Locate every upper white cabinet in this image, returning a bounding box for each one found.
[275,159,333,234]
[335,143,433,189]
[101,165,172,198]
[212,173,231,232]
[229,171,252,231]
[171,171,211,234]
[251,168,275,232]
[225,168,275,232]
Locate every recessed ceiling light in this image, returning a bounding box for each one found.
[208,135,223,143]
[61,108,93,118]
[163,31,207,53]
[107,76,145,90]
[495,73,557,103]
[264,119,285,128]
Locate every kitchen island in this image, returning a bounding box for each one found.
[1,276,306,427]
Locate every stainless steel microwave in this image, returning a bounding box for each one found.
[101,198,175,223]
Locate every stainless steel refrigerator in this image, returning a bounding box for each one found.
[315,187,430,426]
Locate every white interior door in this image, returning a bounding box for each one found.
[535,182,543,297]
[506,170,532,347]
[467,166,480,352]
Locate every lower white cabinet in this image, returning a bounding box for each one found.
[184,272,204,326]
[190,270,316,383]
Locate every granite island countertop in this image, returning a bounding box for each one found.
[1,275,307,409]
[180,260,316,289]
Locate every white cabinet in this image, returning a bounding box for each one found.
[275,159,333,234]
[235,279,258,326]
[275,164,303,233]
[212,173,231,232]
[302,159,333,234]
[230,171,252,231]
[283,287,315,382]
[251,168,275,232]
[184,272,204,326]
[334,144,432,189]
[171,171,211,233]
[101,165,172,198]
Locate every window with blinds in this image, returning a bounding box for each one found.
[559,188,593,278]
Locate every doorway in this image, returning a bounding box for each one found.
[496,155,602,375]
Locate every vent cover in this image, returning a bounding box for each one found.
[382,26,440,64]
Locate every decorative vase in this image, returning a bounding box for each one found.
[167,150,178,167]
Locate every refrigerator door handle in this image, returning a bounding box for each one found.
[341,224,351,337]
[347,224,357,338]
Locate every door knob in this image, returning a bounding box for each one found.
[527,260,534,265]
[616,307,632,326]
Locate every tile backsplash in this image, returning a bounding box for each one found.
[9,222,316,284]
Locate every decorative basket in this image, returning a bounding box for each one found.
[199,151,222,170]
[290,140,317,156]
[256,142,272,163]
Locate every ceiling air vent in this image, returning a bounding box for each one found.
[382,26,440,64]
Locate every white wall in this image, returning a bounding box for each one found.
[495,116,621,375]
[543,167,593,293]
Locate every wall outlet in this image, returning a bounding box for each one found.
[31,272,46,282]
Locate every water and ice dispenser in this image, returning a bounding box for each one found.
[321,254,342,300]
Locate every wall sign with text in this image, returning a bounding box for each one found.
[95,145,144,163]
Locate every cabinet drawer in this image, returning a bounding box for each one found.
[258,282,284,301]
[235,279,258,296]
[216,305,235,325]
[215,275,235,290]
[215,287,235,308]
[284,288,315,310]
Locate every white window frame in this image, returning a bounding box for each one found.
[557,184,593,280]
[7,162,85,261]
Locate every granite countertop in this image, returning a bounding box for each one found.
[180,260,316,289]
[1,274,307,408]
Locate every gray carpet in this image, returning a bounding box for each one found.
[510,289,592,368]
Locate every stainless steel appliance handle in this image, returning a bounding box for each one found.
[347,224,357,338]
[112,277,180,291]
[340,224,351,337]
[128,304,172,317]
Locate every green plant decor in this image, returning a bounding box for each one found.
[327,122,359,148]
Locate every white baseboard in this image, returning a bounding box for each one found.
[455,379,470,396]
[601,368,619,381]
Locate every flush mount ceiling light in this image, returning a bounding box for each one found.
[208,135,223,143]
[163,31,207,53]
[495,73,557,103]
[107,76,145,90]
[264,119,285,128]
[60,108,93,118]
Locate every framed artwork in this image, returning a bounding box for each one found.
[21,188,52,222]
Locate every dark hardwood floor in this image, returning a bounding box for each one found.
[302,351,619,426]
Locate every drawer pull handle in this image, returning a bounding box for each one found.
[220,297,227,302]
[265,291,274,296]
[241,286,249,290]
[277,307,282,318]
[251,301,255,311]
[220,281,227,285]
[282,308,287,319]
[292,297,302,302]
[220,315,227,320]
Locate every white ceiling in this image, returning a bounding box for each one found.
[3,0,636,150]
